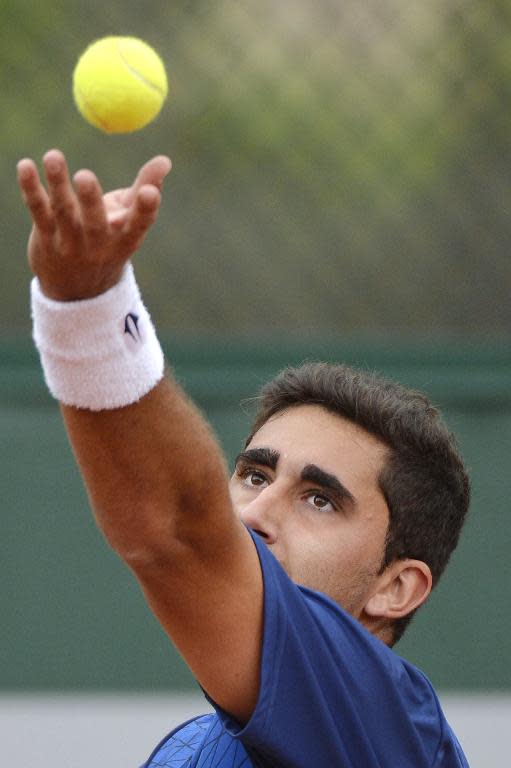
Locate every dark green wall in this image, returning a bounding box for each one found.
[2,337,510,690]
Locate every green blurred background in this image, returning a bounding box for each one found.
[2,0,510,693]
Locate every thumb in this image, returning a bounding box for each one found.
[120,155,172,206]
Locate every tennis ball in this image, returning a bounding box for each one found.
[73,36,168,134]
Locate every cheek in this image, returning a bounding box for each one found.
[284,532,340,588]
[287,528,383,612]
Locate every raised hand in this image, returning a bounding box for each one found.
[17,149,172,301]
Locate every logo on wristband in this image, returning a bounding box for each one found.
[124,312,143,345]
[121,312,146,355]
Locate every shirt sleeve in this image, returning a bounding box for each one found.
[211,530,468,768]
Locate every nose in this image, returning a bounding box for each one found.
[238,484,283,545]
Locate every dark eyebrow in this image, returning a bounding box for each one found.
[301,464,356,507]
[234,447,280,471]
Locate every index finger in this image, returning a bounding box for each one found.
[116,184,162,255]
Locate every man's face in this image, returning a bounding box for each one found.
[229,404,391,623]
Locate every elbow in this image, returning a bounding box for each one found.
[96,501,181,568]
[92,479,233,568]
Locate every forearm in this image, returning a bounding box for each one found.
[62,373,233,563]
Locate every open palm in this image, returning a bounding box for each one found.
[18,149,172,301]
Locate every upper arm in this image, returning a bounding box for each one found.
[132,517,263,724]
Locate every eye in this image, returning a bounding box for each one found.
[305,492,335,512]
[238,468,269,489]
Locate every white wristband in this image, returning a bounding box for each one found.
[31,264,165,410]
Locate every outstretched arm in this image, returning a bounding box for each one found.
[17,150,263,723]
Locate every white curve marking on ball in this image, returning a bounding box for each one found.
[76,86,110,131]
[116,40,166,96]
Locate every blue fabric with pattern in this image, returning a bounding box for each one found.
[142,713,265,768]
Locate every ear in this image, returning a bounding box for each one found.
[364,560,433,620]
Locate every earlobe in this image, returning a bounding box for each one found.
[365,560,433,620]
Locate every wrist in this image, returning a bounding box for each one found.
[31,263,165,410]
[33,264,126,303]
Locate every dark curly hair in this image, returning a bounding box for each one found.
[246,362,470,644]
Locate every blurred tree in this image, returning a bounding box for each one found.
[3,0,511,336]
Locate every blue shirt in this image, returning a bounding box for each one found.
[143,530,469,767]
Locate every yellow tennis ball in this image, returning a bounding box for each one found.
[73,36,168,134]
